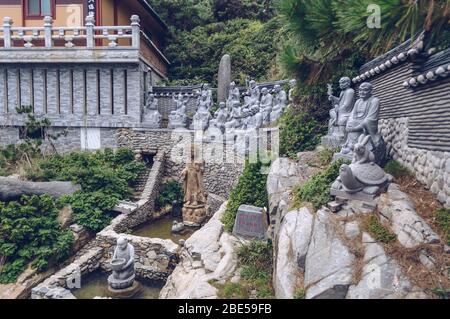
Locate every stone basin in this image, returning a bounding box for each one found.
[110,258,126,271]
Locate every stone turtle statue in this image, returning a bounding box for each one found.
[336,162,392,195]
[330,134,392,200]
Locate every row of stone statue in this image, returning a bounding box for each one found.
[322,77,384,163]
[323,77,392,201]
[142,80,297,131]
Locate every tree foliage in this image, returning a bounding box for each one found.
[153,0,279,85]
[0,195,74,283]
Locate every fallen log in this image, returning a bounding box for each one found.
[0,176,81,202]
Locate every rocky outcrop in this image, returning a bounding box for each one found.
[274,207,313,299]
[378,184,440,248]
[304,209,355,299]
[159,202,244,299]
[347,233,427,299]
[268,157,439,299]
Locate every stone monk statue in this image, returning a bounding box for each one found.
[108,236,136,291]
[328,77,355,130]
[341,82,380,154]
[182,152,206,206]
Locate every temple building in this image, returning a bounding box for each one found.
[0,0,169,151]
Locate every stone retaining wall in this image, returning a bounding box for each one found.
[116,128,245,198]
[380,117,450,208]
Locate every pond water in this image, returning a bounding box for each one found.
[71,271,162,299]
[132,215,197,242]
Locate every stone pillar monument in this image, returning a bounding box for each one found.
[217,54,231,103]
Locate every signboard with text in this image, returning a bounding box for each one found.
[232,205,268,239]
[87,0,96,18]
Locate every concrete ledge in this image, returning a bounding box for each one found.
[0,48,140,64]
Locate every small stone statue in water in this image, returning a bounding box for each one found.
[108,236,140,297]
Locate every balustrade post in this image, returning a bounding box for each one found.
[43,16,53,48]
[2,17,12,48]
[130,15,140,49]
[85,16,95,48]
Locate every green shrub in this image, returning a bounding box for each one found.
[279,108,326,159]
[364,215,396,244]
[294,289,306,299]
[296,159,344,209]
[155,180,184,210]
[28,148,145,232]
[237,240,273,298]
[433,209,450,245]
[384,160,411,179]
[221,161,268,232]
[0,195,74,283]
[215,282,249,299]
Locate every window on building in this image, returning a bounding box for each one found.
[26,0,54,17]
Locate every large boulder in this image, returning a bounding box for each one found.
[378,184,440,248]
[159,202,243,299]
[274,207,314,299]
[304,209,355,299]
[346,233,427,299]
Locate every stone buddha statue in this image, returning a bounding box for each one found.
[342,82,380,153]
[333,82,385,164]
[168,93,189,129]
[243,80,260,111]
[321,77,355,148]
[181,149,208,226]
[260,87,273,125]
[214,102,228,132]
[226,81,241,116]
[108,236,136,291]
[142,93,162,128]
[191,94,211,130]
[270,85,287,122]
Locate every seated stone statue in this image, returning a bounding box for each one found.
[269,85,287,122]
[108,236,135,290]
[213,102,229,133]
[322,77,355,148]
[191,94,212,130]
[226,81,241,116]
[243,80,260,111]
[330,134,392,201]
[142,93,162,128]
[168,93,188,129]
[201,83,213,111]
[334,82,384,163]
[260,87,273,125]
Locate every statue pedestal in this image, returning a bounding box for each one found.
[321,125,346,149]
[107,280,142,299]
[107,273,135,290]
[182,204,207,226]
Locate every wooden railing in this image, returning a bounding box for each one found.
[0,15,141,49]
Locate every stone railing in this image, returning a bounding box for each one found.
[0,15,140,49]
